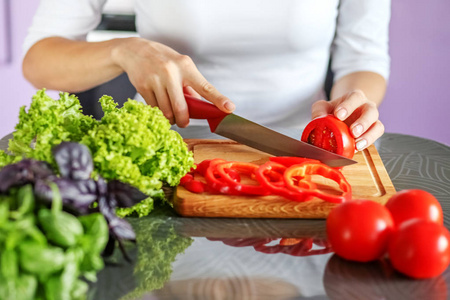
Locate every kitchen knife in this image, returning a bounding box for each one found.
[185,95,357,167]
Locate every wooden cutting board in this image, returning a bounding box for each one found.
[172,139,396,219]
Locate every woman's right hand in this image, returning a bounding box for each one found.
[111,37,235,127]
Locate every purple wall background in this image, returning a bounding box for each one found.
[379,1,450,146]
[1,0,450,146]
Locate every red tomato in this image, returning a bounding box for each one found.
[385,189,443,228]
[388,219,450,279]
[326,199,394,262]
[301,115,356,159]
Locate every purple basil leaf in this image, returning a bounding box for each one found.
[97,195,116,220]
[34,178,98,214]
[107,180,147,208]
[108,214,136,241]
[0,159,54,193]
[98,195,136,241]
[98,195,136,261]
[97,176,108,196]
[52,142,93,180]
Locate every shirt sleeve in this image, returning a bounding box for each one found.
[22,0,108,56]
[331,0,391,81]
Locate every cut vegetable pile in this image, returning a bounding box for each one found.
[180,157,352,203]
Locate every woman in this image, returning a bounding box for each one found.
[22,0,390,150]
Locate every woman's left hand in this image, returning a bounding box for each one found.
[311,89,385,151]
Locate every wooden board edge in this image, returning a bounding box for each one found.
[173,187,336,219]
[184,138,238,151]
[360,145,397,204]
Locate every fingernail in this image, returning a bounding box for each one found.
[336,108,347,120]
[352,124,363,137]
[356,139,367,151]
[224,101,235,112]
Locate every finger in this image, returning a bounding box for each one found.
[139,88,158,107]
[355,120,385,151]
[311,100,333,119]
[167,80,190,128]
[153,88,175,125]
[348,101,379,138]
[333,90,367,121]
[184,66,235,113]
[183,85,201,98]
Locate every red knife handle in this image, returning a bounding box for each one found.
[185,95,229,120]
[185,94,229,132]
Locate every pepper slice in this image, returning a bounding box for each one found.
[195,159,212,176]
[283,162,351,203]
[255,161,315,202]
[214,161,270,196]
[204,159,239,195]
[179,172,210,193]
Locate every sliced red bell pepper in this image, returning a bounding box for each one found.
[179,173,194,185]
[181,157,352,204]
[255,161,316,202]
[195,159,212,176]
[204,159,243,195]
[283,162,351,203]
[183,179,206,193]
[179,172,210,193]
[214,161,270,195]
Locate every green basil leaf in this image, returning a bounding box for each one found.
[78,213,108,253]
[79,253,104,274]
[45,275,70,300]
[13,185,35,218]
[0,199,9,226]
[19,242,65,275]
[38,209,83,248]
[71,280,88,300]
[15,274,38,300]
[1,249,18,278]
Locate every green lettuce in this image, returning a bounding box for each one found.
[1,89,194,217]
[81,96,194,217]
[7,89,95,164]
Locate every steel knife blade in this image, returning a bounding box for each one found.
[185,95,357,167]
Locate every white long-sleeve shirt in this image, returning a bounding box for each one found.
[23,0,390,131]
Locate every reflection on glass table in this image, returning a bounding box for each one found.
[90,205,333,300]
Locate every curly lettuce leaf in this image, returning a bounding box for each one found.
[81,96,194,217]
[0,150,22,169]
[7,89,95,164]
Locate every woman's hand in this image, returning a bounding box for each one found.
[311,89,385,151]
[111,37,235,127]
